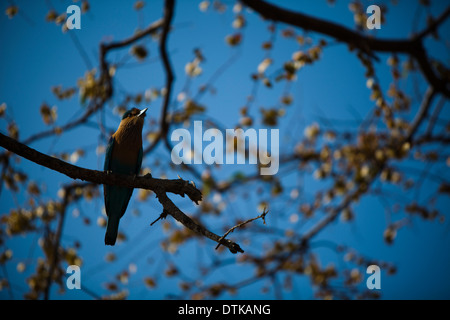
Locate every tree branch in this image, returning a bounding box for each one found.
[406,86,436,143]
[44,181,86,300]
[144,0,176,155]
[0,132,201,203]
[416,7,450,40]
[299,85,438,243]
[0,132,246,253]
[21,97,106,146]
[215,207,268,251]
[239,0,450,97]
[154,190,244,254]
[21,18,165,148]
[100,19,164,53]
[159,0,175,139]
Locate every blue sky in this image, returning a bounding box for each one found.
[1,0,450,299]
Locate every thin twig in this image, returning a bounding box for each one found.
[150,210,169,226]
[215,207,269,250]
[154,189,244,254]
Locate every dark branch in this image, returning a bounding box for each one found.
[240,0,450,97]
[159,0,175,138]
[154,190,244,254]
[406,86,436,143]
[21,97,106,146]
[100,19,164,52]
[22,19,165,148]
[0,132,245,253]
[144,0,176,155]
[416,7,450,40]
[299,85,439,243]
[0,132,201,203]
[215,208,269,251]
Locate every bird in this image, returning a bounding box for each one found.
[103,107,147,245]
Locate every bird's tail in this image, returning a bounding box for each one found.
[105,215,120,246]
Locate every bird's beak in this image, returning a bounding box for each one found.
[138,108,148,118]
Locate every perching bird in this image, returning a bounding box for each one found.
[103,107,147,245]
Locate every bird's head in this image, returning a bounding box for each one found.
[120,107,147,128]
[115,107,148,141]
[121,107,147,123]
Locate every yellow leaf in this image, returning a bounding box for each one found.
[232,15,246,29]
[5,6,18,19]
[46,10,57,22]
[199,1,210,12]
[0,103,6,117]
[257,58,272,74]
[130,45,148,61]
[225,33,242,46]
[144,277,156,288]
[134,1,145,10]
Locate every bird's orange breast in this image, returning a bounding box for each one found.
[111,118,143,166]
[111,139,140,166]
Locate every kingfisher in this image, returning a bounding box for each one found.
[103,107,147,245]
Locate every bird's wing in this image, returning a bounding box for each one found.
[104,136,115,172]
[103,136,115,213]
[135,146,143,175]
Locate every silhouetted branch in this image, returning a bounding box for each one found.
[240,0,450,97]
[145,0,176,155]
[44,181,89,300]
[159,0,175,139]
[100,20,163,53]
[414,134,450,145]
[215,207,269,251]
[154,190,244,254]
[21,97,106,146]
[299,85,439,243]
[0,132,202,203]
[1,132,245,253]
[21,18,165,148]
[406,86,436,142]
[416,7,450,40]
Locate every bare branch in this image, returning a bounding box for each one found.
[21,19,165,148]
[406,86,436,143]
[159,0,175,138]
[0,132,202,203]
[21,98,105,146]
[239,0,450,97]
[215,207,269,251]
[100,20,164,53]
[415,7,450,40]
[154,190,244,254]
[299,85,439,243]
[0,131,246,253]
[144,0,176,155]
[44,181,88,300]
